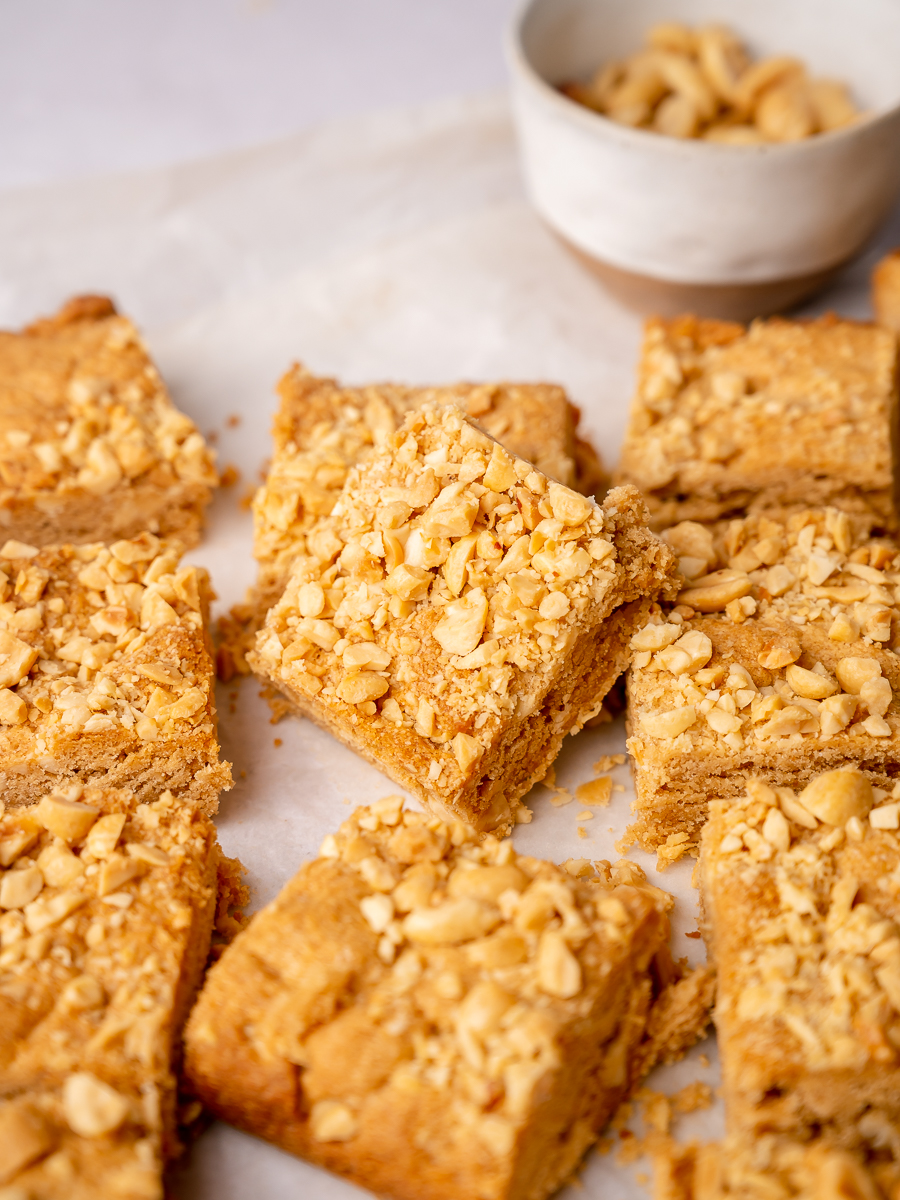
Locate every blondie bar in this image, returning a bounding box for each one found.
[0,783,221,1198]
[251,403,675,830]
[0,533,230,811]
[873,249,900,334]
[627,507,900,861]
[654,1134,896,1199]
[616,315,899,531]
[701,770,900,1149]
[185,799,710,1200]
[0,295,217,548]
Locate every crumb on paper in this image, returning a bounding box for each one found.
[593,753,626,773]
[686,930,701,939]
[239,769,247,779]
[698,1053,710,1068]
[575,776,612,807]
[615,827,637,855]
[226,414,242,428]
[577,826,587,838]
[515,804,533,824]
[562,857,593,877]
[550,789,573,807]
[673,1081,713,1115]
[656,831,692,870]
[576,809,594,821]
[220,463,241,487]
[691,862,701,890]
[612,783,625,793]
[273,737,283,747]
[239,487,256,511]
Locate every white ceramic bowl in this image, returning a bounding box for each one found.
[506,0,900,316]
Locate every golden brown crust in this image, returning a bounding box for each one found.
[250,403,675,829]
[0,783,220,1197]
[616,315,899,531]
[626,508,900,860]
[185,801,705,1200]
[0,533,230,812]
[0,296,218,549]
[873,250,900,335]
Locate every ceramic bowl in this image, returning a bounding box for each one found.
[506,0,900,318]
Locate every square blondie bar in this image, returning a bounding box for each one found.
[616,315,899,531]
[252,365,606,614]
[0,783,221,1198]
[0,533,230,811]
[627,507,900,862]
[873,249,900,334]
[701,770,900,1153]
[0,295,217,549]
[185,799,711,1200]
[251,403,675,830]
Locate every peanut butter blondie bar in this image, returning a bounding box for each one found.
[654,1134,896,1199]
[0,533,230,811]
[185,799,711,1200]
[873,249,900,334]
[0,783,221,1198]
[627,507,900,860]
[251,403,675,830]
[616,315,899,531]
[212,367,608,682]
[0,295,217,549]
[701,770,900,1150]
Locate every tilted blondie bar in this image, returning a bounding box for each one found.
[0,533,230,811]
[616,315,899,531]
[627,507,900,861]
[0,295,217,548]
[654,1134,896,1200]
[185,799,711,1200]
[214,367,607,682]
[251,403,675,830]
[0,783,221,1198]
[873,249,900,334]
[701,769,900,1150]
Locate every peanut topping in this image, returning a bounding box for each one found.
[0,536,216,756]
[62,1072,130,1137]
[630,508,900,757]
[0,308,217,506]
[619,317,896,531]
[239,801,673,1148]
[705,770,900,1075]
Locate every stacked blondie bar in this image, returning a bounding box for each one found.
[0,298,234,1199]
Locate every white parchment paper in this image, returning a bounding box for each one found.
[1,92,898,1199]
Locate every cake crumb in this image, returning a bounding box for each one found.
[593,754,626,773]
[220,464,241,487]
[577,826,587,838]
[273,738,282,748]
[515,804,533,824]
[576,776,613,807]
[550,789,574,807]
[673,1081,713,1115]
[226,414,242,428]
[576,810,594,821]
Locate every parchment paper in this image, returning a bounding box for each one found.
[2,92,899,1199]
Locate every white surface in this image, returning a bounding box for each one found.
[509,0,900,283]
[1,90,899,1199]
[0,0,517,190]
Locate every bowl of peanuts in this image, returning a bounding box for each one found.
[507,0,900,317]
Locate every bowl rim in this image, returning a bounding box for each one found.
[505,0,900,156]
